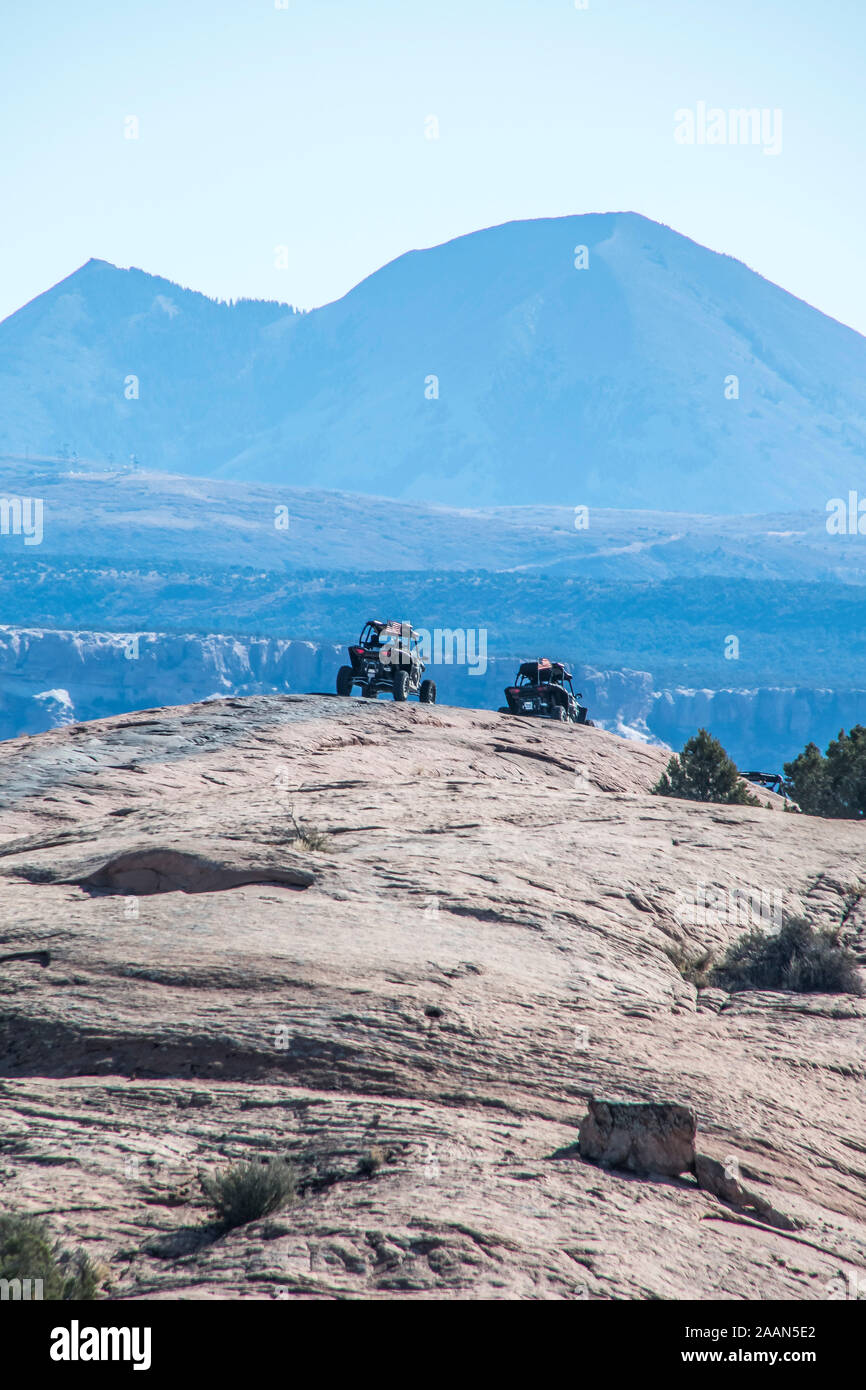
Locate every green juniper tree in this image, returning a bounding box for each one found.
[653,728,759,805]
[784,726,866,819]
[0,1215,99,1299]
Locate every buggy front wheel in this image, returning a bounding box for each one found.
[392,670,410,701]
[419,679,437,704]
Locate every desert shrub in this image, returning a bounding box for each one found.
[0,1213,99,1299]
[710,916,864,996]
[200,1158,296,1228]
[784,726,866,819]
[356,1145,385,1177]
[840,883,866,928]
[664,942,715,989]
[289,815,330,852]
[653,730,759,805]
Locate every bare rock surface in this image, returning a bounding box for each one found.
[0,693,864,1300]
[694,1153,801,1233]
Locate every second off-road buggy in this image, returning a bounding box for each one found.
[336,620,437,703]
[500,659,592,725]
[742,770,794,800]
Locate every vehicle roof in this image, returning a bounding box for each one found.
[517,658,572,680]
[363,618,420,640]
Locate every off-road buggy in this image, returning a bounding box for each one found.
[500,659,591,724]
[336,620,436,703]
[743,771,794,800]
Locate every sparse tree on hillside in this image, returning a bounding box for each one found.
[784,726,866,819]
[653,728,759,805]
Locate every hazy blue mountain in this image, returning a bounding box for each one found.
[2,213,865,512]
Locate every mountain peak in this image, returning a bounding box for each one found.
[1,214,865,512]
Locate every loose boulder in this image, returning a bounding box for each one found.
[578,1098,696,1177]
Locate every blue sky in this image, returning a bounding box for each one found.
[2,0,864,331]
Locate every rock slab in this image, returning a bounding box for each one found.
[578,1098,697,1177]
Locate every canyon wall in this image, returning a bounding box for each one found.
[1,626,862,768]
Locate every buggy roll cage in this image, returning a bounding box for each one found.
[357,619,422,652]
[514,659,580,698]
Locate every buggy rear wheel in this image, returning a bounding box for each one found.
[336,666,354,697]
[419,679,436,704]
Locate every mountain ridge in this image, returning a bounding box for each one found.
[3,212,865,511]
[13,209,864,336]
